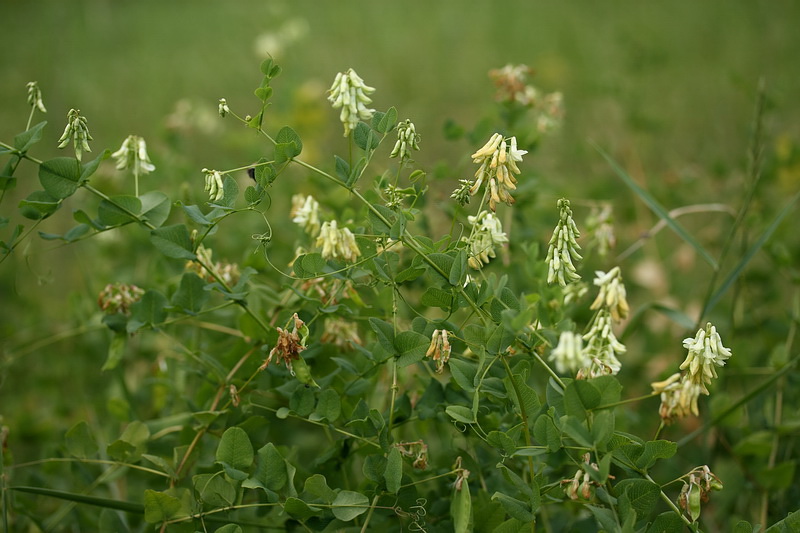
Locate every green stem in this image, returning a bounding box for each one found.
[644,473,693,527]
[501,356,537,486]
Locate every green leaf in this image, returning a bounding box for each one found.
[334,155,350,183]
[647,511,688,532]
[171,272,209,314]
[19,190,61,219]
[129,290,168,330]
[303,474,336,503]
[420,287,453,309]
[765,510,800,532]
[384,447,403,494]
[732,520,754,533]
[247,443,288,492]
[215,526,243,533]
[219,175,239,208]
[139,191,171,227]
[564,380,601,420]
[98,195,142,226]
[635,440,677,470]
[313,389,341,422]
[276,125,303,158]
[353,122,379,151]
[615,479,660,518]
[101,332,127,371]
[39,157,81,199]
[245,185,264,205]
[65,421,98,459]
[216,426,254,473]
[449,248,467,287]
[369,318,396,354]
[14,121,47,152]
[293,253,328,278]
[373,107,398,133]
[107,421,149,462]
[704,190,800,317]
[452,478,473,533]
[290,385,315,416]
[395,330,430,367]
[591,410,615,450]
[487,430,517,456]
[80,149,110,180]
[254,159,276,187]
[449,358,478,392]
[426,252,455,285]
[504,369,541,423]
[446,405,476,424]
[368,203,397,234]
[143,489,182,523]
[193,473,237,507]
[534,414,561,452]
[594,143,717,268]
[150,224,196,259]
[592,375,623,406]
[331,490,370,521]
[561,416,593,448]
[284,497,321,521]
[587,505,618,532]
[492,492,533,523]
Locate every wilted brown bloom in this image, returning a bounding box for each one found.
[260,313,307,372]
[98,283,145,315]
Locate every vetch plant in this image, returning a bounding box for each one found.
[1,57,798,533]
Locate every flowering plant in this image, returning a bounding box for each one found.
[1,58,797,533]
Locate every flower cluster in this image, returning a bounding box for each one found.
[57,109,93,161]
[469,133,527,211]
[202,168,225,203]
[464,211,508,269]
[320,317,361,349]
[97,283,145,315]
[327,68,376,136]
[489,64,536,105]
[259,313,308,372]
[316,220,361,262]
[549,332,589,375]
[185,244,241,286]
[561,454,606,500]
[652,323,732,423]
[218,98,230,118]
[291,194,321,236]
[546,198,582,286]
[111,135,155,176]
[26,81,46,113]
[390,119,420,160]
[585,205,616,257]
[580,311,626,377]
[426,329,452,373]
[488,64,564,133]
[590,267,629,322]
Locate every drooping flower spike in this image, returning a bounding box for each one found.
[328,68,376,136]
[469,133,527,211]
[546,198,582,286]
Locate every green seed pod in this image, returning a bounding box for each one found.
[292,357,319,388]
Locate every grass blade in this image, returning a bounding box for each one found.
[702,190,800,317]
[10,486,144,514]
[593,142,718,269]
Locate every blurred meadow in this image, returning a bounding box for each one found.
[2,0,800,530]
